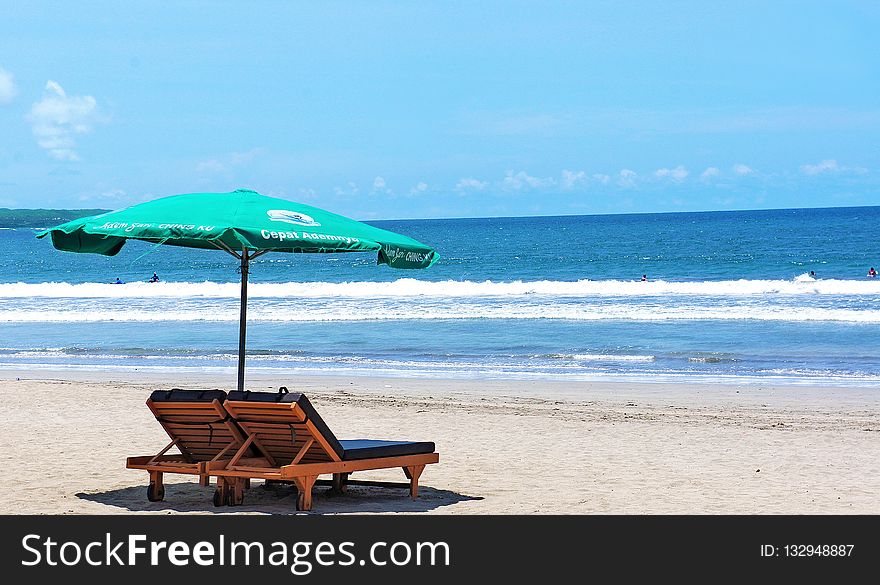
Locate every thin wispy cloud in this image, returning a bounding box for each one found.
[560,169,587,190]
[0,67,17,104]
[700,166,720,180]
[333,181,360,198]
[799,159,868,176]
[617,169,637,188]
[588,106,880,135]
[28,80,99,161]
[801,159,839,175]
[455,178,488,193]
[654,165,689,182]
[196,147,265,174]
[458,111,563,136]
[298,187,317,201]
[195,159,226,174]
[410,181,428,195]
[324,160,876,204]
[371,176,394,195]
[502,170,556,191]
[77,188,128,203]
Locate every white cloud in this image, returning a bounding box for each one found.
[617,169,637,188]
[101,188,126,199]
[334,182,360,197]
[409,181,428,195]
[560,169,587,190]
[455,177,488,193]
[78,188,126,203]
[370,176,394,195]
[228,148,265,165]
[654,165,689,182]
[502,170,555,191]
[592,173,610,185]
[298,187,317,200]
[800,159,839,176]
[0,67,17,104]
[733,163,755,175]
[195,159,226,173]
[799,159,868,176]
[700,166,720,180]
[196,147,265,174]
[459,111,562,136]
[28,80,99,161]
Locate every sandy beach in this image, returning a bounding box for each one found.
[0,369,877,515]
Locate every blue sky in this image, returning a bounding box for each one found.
[1,1,879,219]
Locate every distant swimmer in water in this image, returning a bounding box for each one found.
[641,274,647,282]
[114,277,124,284]
[809,271,816,278]
[869,267,877,278]
[148,272,160,283]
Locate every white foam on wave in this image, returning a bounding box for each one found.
[1,277,880,299]
[1,304,878,323]
[554,353,656,362]
[794,272,816,283]
[3,360,880,387]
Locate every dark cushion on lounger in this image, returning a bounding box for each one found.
[339,440,436,461]
[149,389,227,403]
[226,390,345,459]
[226,390,436,461]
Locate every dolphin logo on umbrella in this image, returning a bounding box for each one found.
[267,209,321,227]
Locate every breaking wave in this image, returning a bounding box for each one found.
[0,304,878,323]
[1,277,879,299]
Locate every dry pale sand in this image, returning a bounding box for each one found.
[0,369,878,514]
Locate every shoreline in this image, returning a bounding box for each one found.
[5,366,880,405]
[3,363,880,391]
[1,370,878,514]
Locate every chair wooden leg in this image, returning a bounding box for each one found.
[147,470,165,502]
[403,465,425,499]
[198,463,210,486]
[330,473,347,494]
[231,478,245,505]
[292,475,317,511]
[213,478,229,507]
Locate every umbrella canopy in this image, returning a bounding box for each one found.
[37,189,438,389]
[37,188,437,269]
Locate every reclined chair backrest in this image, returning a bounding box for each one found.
[224,389,344,465]
[147,389,244,463]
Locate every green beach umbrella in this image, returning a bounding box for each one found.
[37,189,438,390]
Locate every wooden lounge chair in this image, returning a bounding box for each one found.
[208,388,439,511]
[126,389,249,502]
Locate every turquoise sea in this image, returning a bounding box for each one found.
[2,205,880,386]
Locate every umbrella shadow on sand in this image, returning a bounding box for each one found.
[77,481,482,514]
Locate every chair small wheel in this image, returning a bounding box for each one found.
[213,488,225,507]
[147,482,164,502]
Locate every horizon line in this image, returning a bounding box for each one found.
[2,202,879,224]
[362,203,880,222]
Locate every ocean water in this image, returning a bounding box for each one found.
[2,206,880,386]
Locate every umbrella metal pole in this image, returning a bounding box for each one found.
[237,249,249,392]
